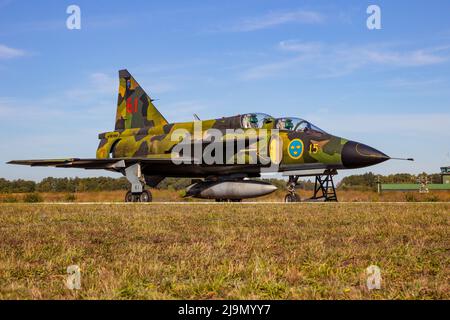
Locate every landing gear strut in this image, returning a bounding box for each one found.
[284,176,301,202]
[284,193,300,202]
[284,170,338,202]
[124,163,152,202]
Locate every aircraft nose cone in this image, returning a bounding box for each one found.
[342,141,390,169]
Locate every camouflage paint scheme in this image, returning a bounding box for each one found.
[9,69,389,180]
[95,70,348,177]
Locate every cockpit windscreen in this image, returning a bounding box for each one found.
[275,117,327,134]
[241,113,274,129]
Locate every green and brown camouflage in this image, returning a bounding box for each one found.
[9,69,394,201]
[115,69,168,130]
[96,70,352,173]
[97,118,348,170]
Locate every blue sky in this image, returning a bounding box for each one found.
[0,0,449,181]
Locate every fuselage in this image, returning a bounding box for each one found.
[96,114,389,178]
[7,69,394,202]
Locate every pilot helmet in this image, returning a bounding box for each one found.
[285,118,294,130]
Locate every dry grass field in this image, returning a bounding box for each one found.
[1,189,450,203]
[0,202,448,300]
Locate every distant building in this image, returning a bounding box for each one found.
[380,166,450,192]
[441,166,450,184]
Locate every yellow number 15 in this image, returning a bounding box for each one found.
[309,143,319,154]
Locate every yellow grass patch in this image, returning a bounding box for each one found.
[0,203,448,299]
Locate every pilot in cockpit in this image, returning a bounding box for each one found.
[242,114,259,128]
[276,118,294,130]
[284,118,294,130]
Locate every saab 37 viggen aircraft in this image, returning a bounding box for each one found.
[9,70,412,202]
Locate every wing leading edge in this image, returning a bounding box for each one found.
[7,156,191,171]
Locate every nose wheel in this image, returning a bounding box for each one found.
[284,176,301,202]
[284,193,300,202]
[125,190,152,202]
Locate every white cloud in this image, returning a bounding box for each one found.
[0,71,178,130]
[0,44,25,59]
[363,48,447,67]
[241,41,450,80]
[64,72,116,101]
[279,40,322,54]
[227,9,324,32]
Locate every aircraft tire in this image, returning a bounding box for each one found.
[284,193,300,203]
[139,190,152,202]
[125,191,133,203]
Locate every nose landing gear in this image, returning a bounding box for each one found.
[284,176,301,202]
[284,193,300,202]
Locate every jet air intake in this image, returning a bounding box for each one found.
[185,180,278,200]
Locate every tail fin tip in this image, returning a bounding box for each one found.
[115,69,168,130]
[119,69,131,78]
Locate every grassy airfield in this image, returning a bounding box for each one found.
[1,189,450,203]
[0,202,448,300]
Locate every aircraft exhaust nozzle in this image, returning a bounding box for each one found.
[342,141,390,169]
[185,180,278,200]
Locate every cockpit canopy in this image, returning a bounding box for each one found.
[241,113,274,129]
[274,117,327,134]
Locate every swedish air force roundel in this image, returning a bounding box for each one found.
[288,139,304,159]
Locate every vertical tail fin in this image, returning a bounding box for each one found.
[115,69,168,130]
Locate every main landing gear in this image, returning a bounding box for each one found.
[124,163,153,203]
[125,189,152,203]
[284,170,338,202]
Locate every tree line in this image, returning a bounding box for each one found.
[338,172,442,190]
[0,172,442,193]
[0,176,288,193]
[0,176,308,193]
[0,177,130,193]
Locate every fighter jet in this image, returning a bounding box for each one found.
[8,70,412,202]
